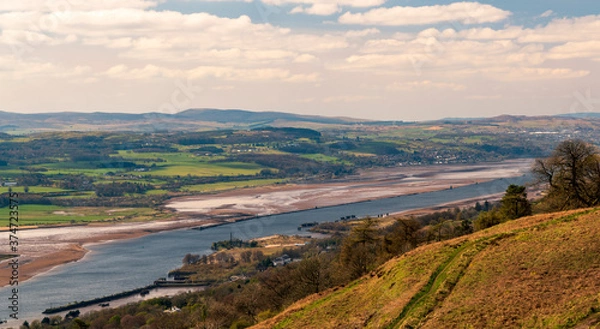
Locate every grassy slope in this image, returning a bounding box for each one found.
[254,209,600,329]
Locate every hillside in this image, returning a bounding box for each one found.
[253,209,600,329]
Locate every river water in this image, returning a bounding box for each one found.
[0,174,530,324]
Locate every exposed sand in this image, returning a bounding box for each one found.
[0,159,534,288]
[166,159,533,217]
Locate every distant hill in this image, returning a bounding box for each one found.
[556,112,600,119]
[441,113,600,122]
[0,109,378,132]
[3,109,600,133]
[173,109,358,125]
[253,209,600,329]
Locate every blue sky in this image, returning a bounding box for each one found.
[1,1,599,120]
[159,0,597,26]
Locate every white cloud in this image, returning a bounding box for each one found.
[0,1,159,12]
[291,3,340,16]
[466,94,502,100]
[99,64,321,83]
[345,28,380,38]
[454,27,525,40]
[0,2,598,119]
[518,15,600,43]
[284,72,321,82]
[386,80,466,91]
[294,54,318,63]
[339,2,511,26]
[192,0,384,16]
[481,67,590,81]
[0,55,91,79]
[323,95,381,103]
[548,41,600,60]
[540,10,553,18]
[266,0,384,8]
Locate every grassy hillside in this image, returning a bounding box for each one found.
[254,209,600,329]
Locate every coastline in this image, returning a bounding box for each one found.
[0,159,534,288]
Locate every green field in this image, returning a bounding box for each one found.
[3,205,159,226]
[115,151,268,177]
[0,186,70,193]
[300,154,343,163]
[150,162,264,177]
[0,151,270,179]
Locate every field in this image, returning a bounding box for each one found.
[254,209,600,329]
[0,186,70,193]
[2,205,160,226]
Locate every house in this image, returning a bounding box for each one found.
[164,306,181,313]
[273,254,292,267]
[2,182,16,187]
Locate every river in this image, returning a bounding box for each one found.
[0,174,530,324]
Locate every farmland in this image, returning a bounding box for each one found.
[6,205,160,226]
[0,115,599,226]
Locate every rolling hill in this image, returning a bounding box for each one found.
[4,108,599,133]
[253,208,600,329]
[0,109,372,132]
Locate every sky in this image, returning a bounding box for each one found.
[0,1,599,121]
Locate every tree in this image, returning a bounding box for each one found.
[473,209,504,231]
[383,218,421,256]
[533,139,600,210]
[183,253,200,264]
[240,251,252,263]
[294,254,330,295]
[499,184,531,219]
[339,217,379,279]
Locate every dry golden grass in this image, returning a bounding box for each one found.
[252,208,600,329]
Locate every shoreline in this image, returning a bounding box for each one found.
[0,189,502,288]
[0,159,534,288]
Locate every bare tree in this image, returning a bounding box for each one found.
[533,139,600,210]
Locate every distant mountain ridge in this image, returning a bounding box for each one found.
[0,109,373,132]
[1,109,599,132]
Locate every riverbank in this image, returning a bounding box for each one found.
[166,159,532,217]
[0,160,534,288]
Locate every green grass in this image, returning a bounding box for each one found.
[300,154,342,163]
[0,150,270,179]
[149,162,264,177]
[0,186,70,193]
[1,205,159,226]
[116,150,223,162]
[114,151,267,177]
[51,191,96,199]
